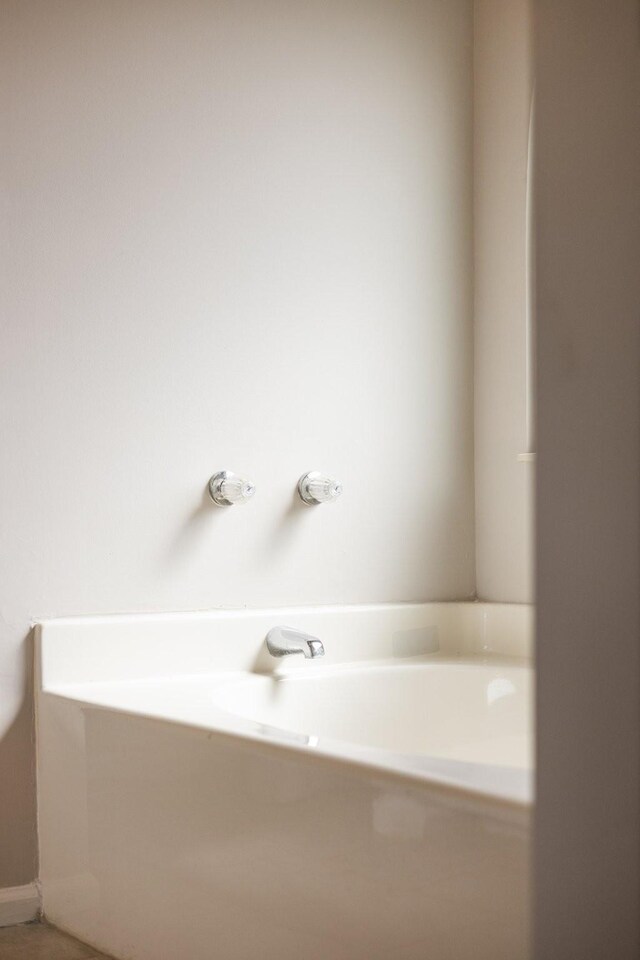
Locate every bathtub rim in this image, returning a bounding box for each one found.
[35,601,534,809]
[39,655,533,809]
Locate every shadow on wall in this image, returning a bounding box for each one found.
[161,483,334,583]
[164,483,219,568]
[0,630,38,887]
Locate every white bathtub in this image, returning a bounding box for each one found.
[36,602,533,960]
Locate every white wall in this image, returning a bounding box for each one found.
[474,0,533,602]
[534,1,640,955]
[0,0,474,886]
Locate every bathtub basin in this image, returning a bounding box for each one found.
[36,602,533,960]
[211,659,531,766]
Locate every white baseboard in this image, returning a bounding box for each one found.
[0,883,41,927]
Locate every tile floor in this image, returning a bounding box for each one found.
[0,922,112,960]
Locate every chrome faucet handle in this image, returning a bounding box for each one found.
[266,626,325,659]
[208,471,255,506]
[298,471,343,505]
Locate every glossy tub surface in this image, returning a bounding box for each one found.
[36,602,533,960]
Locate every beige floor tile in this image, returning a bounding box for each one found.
[0,922,112,960]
